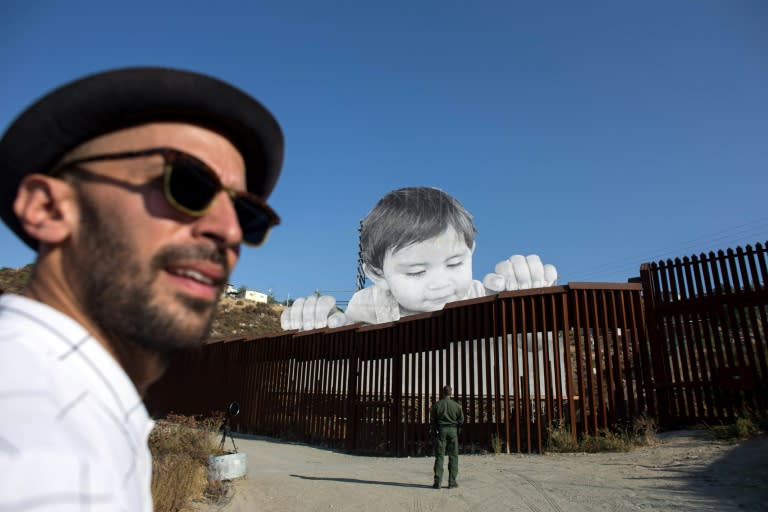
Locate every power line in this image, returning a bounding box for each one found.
[571,217,768,281]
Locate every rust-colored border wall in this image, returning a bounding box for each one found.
[146,282,651,455]
[147,241,768,455]
[640,241,768,426]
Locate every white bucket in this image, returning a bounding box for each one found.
[208,452,247,480]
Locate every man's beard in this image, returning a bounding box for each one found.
[68,192,228,354]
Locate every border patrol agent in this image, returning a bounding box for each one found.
[430,385,464,489]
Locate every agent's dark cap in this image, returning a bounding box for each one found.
[0,66,284,249]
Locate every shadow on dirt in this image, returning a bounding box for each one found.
[691,434,768,509]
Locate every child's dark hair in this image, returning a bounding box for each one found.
[360,187,477,273]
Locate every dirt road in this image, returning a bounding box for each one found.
[195,430,767,512]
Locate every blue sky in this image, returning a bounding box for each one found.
[1,1,766,304]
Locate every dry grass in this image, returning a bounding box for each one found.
[703,408,767,442]
[546,414,659,453]
[149,413,226,512]
[545,419,580,452]
[151,452,208,512]
[490,433,503,454]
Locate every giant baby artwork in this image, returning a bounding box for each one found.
[282,187,558,330]
[281,186,564,396]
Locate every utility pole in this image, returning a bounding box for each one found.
[356,219,366,291]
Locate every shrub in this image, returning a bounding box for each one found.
[545,420,579,452]
[631,414,659,447]
[580,428,632,453]
[705,408,766,442]
[149,413,224,512]
[546,415,658,453]
[490,433,503,454]
[151,452,206,512]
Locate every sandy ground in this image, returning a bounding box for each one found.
[194,430,767,512]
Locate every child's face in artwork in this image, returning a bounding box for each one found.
[377,226,475,315]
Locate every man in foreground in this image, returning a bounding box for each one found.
[430,385,464,489]
[0,67,284,511]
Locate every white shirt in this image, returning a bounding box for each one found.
[0,294,155,511]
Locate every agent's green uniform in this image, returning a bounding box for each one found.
[430,396,464,488]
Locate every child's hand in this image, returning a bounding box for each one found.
[482,255,558,292]
[280,295,349,331]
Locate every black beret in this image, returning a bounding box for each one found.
[0,66,284,249]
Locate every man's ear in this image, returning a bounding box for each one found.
[470,240,476,254]
[363,263,389,291]
[13,174,78,246]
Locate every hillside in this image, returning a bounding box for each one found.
[0,264,33,294]
[209,296,283,340]
[0,264,283,341]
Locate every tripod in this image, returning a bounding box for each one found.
[218,417,238,453]
[218,401,240,453]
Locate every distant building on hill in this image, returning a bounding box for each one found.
[243,290,268,304]
[223,284,268,304]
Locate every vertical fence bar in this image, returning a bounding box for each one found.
[613,290,629,421]
[703,251,737,419]
[404,322,412,454]
[597,290,615,427]
[711,250,743,416]
[540,295,554,434]
[491,299,502,450]
[738,246,766,381]
[528,296,542,453]
[672,258,699,420]
[570,288,589,436]
[559,291,578,442]
[346,328,359,452]
[415,320,424,453]
[692,254,724,420]
[519,298,532,453]
[585,289,602,432]
[640,263,665,422]
[746,244,768,380]
[683,256,715,422]
[467,305,477,450]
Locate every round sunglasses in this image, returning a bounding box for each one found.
[52,147,280,246]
